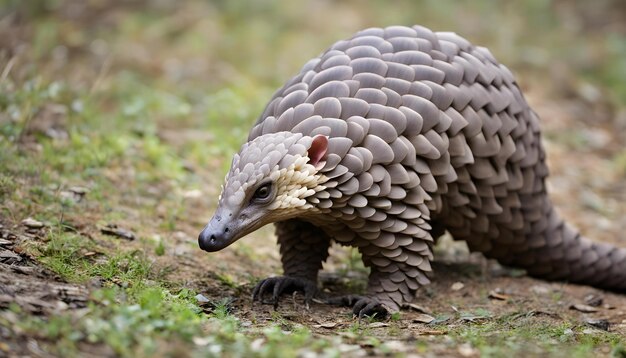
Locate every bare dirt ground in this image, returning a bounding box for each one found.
[2,206,626,357]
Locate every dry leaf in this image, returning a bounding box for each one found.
[368,322,388,328]
[406,303,432,314]
[488,290,510,300]
[570,304,599,313]
[413,313,435,324]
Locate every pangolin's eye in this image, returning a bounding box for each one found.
[253,183,271,201]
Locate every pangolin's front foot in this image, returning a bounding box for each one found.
[327,295,390,319]
[252,276,318,309]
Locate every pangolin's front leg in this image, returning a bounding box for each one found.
[330,236,434,318]
[252,219,330,308]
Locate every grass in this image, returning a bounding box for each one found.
[21,226,623,357]
[445,317,625,357]
[9,287,203,357]
[6,223,626,356]
[0,0,625,356]
[7,288,355,357]
[6,226,348,357]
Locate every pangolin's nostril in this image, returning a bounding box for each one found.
[210,235,217,243]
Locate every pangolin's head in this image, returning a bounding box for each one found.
[198,132,329,252]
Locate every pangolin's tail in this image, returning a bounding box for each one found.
[495,198,626,292]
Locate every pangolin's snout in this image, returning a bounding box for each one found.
[198,214,232,252]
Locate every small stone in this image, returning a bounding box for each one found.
[0,249,21,264]
[451,282,464,291]
[585,319,609,331]
[100,224,136,240]
[458,343,478,357]
[59,191,72,200]
[68,186,89,195]
[60,188,87,203]
[584,293,603,307]
[21,218,45,229]
[530,285,551,295]
[337,343,363,354]
[195,294,210,303]
[55,300,69,311]
[192,336,212,346]
[383,340,407,352]
[250,338,265,351]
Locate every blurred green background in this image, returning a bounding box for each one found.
[2,0,625,182]
[2,0,624,239]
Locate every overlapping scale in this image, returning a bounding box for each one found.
[237,25,626,315]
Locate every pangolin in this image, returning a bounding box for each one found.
[198,25,626,317]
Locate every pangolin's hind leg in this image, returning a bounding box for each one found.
[252,219,330,308]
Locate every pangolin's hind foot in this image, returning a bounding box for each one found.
[326,294,389,319]
[252,276,318,309]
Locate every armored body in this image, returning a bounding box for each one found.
[198,25,626,317]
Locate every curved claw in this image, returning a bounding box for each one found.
[252,277,275,305]
[252,276,318,309]
[327,294,389,319]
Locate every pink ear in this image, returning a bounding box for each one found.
[308,135,328,169]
